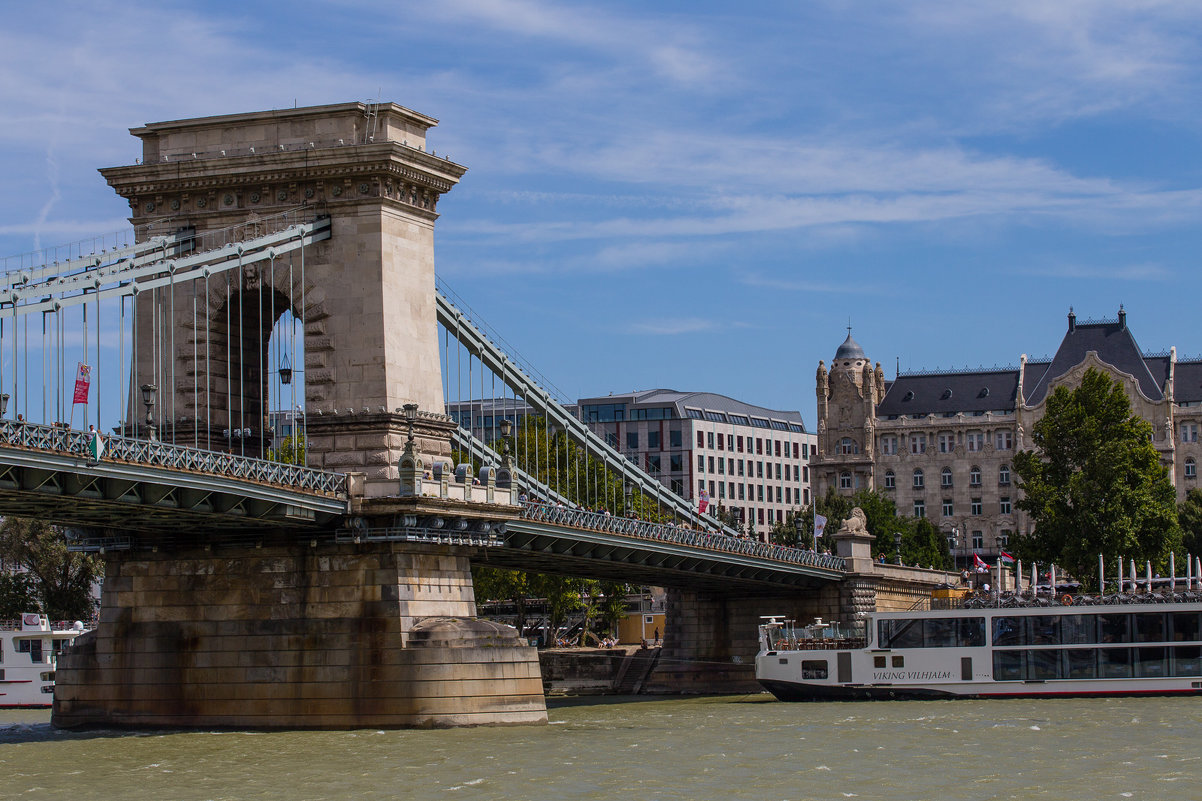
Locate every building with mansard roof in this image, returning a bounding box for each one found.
[813,309,1202,566]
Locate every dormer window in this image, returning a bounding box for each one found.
[903,390,915,402]
[941,389,952,400]
[978,387,990,398]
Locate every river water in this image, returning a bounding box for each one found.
[2,695,1199,801]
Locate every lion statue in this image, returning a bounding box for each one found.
[837,507,869,536]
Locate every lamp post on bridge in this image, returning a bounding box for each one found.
[624,480,633,519]
[794,513,805,549]
[948,528,958,570]
[140,384,157,442]
[498,417,513,467]
[894,531,903,566]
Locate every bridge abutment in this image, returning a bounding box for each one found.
[53,541,546,729]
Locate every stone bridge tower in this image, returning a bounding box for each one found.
[101,102,465,495]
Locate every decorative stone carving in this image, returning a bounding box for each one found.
[837,507,869,537]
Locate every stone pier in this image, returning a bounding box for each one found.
[54,541,546,729]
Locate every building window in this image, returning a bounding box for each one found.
[671,479,684,496]
[697,431,705,448]
[718,458,725,475]
[840,437,859,455]
[999,531,1010,546]
[758,508,765,525]
[758,485,765,501]
[716,434,724,451]
[738,460,745,477]
[971,498,982,516]
[972,531,983,550]
[698,480,705,495]
[840,471,852,489]
[1182,424,1199,443]
[737,436,744,452]
[671,454,684,472]
[776,463,782,480]
[941,467,953,488]
[938,432,954,453]
[719,482,726,498]
[914,499,926,518]
[709,480,716,496]
[804,465,809,481]
[627,432,639,450]
[884,470,896,489]
[757,461,764,478]
[796,443,802,459]
[707,456,715,473]
[786,487,791,504]
[648,431,660,449]
[880,436,898,455]
[1000,496,1011,515]
[966,431,984,452]
[995,430,1013,450]
[738,484,745,500]
[671,429,682,448]
[756,438,763,455]
[1187,458,1197,479]
[913,469,924,489]
[698,455,705,471]
[775,441,782,457]
[999,464,1011,485]
[706,431,715,449]
[942,499,954,517]
[910,434,927,454]
[728,435,734,450]
[648,455,661,473]
[777,486,783,503]
[969,466,982,487]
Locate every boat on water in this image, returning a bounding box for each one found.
[0,613,89,708]
[756,592,1202,700]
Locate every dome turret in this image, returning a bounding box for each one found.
[835,332,866,361]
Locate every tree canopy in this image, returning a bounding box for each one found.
[0,517,100,620]
[1013,367,1180,587]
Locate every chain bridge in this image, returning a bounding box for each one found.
[0,102,950,730]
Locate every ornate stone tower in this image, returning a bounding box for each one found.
[814,331,884,497]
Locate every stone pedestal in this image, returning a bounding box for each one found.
[53,542,546,729]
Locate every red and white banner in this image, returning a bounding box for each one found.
[72,362,91,404]
[698,489,709,514]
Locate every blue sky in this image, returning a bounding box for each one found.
[2,1,1201,428]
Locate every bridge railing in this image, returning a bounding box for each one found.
[0,420,347,496]
[519,502,845,571]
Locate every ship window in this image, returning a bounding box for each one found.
[802,660,829,679]
[992,617,1021,647]
[874,656,886,668]
[1027,649,1063,680]
[924,617,959,648]
[1135,647,1168,678]
[1098,647,1132,678]
[0,669,4,681]
[1098,614,1132,643]
[891,655,904,668]
[1065,649,1097,679]
[878,619,923,649]
[1059,615,1097,645]
[1027,616,1059,645]
[1133,613,1167,643]
[1174,646,1202,676]
[992,651,1022,681]
[1171,612,1202,642]
[40,671,55,682]
[958,618,986,648]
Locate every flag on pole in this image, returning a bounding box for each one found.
[88,426,104,461]
[698,489,709,515]
[72,362,91,404]
[998,550,1015,563]
[973,553,990,569]
[813,514,827,549]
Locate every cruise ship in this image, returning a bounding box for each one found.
[756,590,1202,700]
[1,614,88,708]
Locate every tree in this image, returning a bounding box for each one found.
[1179,489,1202,561]
[1013,368,1181,588]
[268,434,306,465]
[0,517,101,620]
[0,572,39,619]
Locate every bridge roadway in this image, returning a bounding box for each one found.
[0,422,845,591]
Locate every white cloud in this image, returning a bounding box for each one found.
[626,317,719,335]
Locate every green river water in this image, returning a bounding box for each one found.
[2,695,1199,801]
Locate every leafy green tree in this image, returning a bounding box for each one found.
[0,517,100,620]
[1013,368,1181,588]
[1178,489,1202,561]
[268,434,306,465]
[904,517,953,571]
[597,581,632,638]
[0,572,39,619]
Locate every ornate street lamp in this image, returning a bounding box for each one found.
[624,480,633,518]
[894,531,903,565]
[402,402,419,444]
[140,384,158,441]
[279,353,293,386]
[499,417,512,458]
[794,514,806,549]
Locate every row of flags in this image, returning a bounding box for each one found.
[974,551,1015,569]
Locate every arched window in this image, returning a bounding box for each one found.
[999,464,1011,485]
[1187,458,1197,479]
[884,470,896,489]
[969,466,982,487]
[839,437,859,455]
[941,467,953,488]
[840,471,853,489]
[913,468,924,489]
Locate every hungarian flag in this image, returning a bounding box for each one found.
[698,489,709,514]
[973,553,990,569]
[88,428,104,461]
[998,550,1015,563]
[72,362,91,404]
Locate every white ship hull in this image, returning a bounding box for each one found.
[0,614,89,708]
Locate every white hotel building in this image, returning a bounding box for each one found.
[577,390,816,541]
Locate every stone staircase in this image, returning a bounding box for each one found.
[613,646,661,695]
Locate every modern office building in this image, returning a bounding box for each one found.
[577,389,816,541]
[813,308,1202,565]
